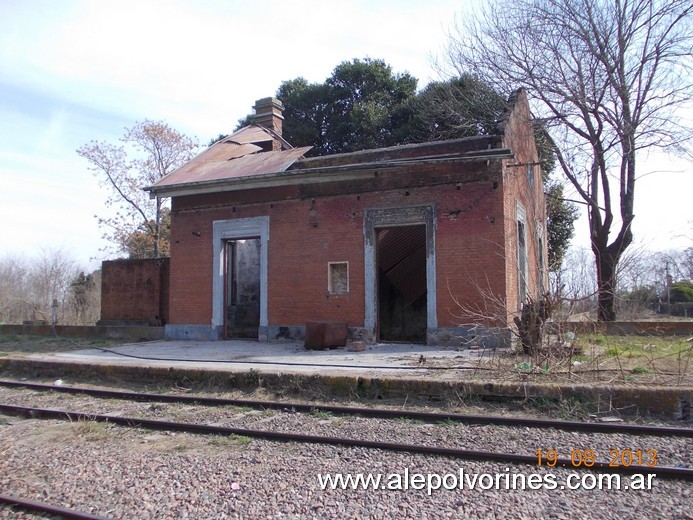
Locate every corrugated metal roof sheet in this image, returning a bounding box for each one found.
[149,124,311,189]
[153,146,312,187]
[378,226,427,304]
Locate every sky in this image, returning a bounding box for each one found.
[0,0,691,271]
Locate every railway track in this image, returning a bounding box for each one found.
[1,379,690,437]
[0,493,107,519]
[1,380,691,482]
[2,380,691,518]
[1,402,691,481]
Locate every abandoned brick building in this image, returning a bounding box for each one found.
[142,89,547,346]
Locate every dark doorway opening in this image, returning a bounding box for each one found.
[225,238,261,339]
[376,225,427,342]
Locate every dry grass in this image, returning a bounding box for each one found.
[459,334,692,386]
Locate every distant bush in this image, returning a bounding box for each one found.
[670,281,693,303]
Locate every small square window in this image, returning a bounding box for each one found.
[328,262,349,295]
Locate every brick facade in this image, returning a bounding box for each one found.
[147,91,546,346]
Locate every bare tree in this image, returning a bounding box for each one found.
[0,249,99,325]
[446,0,692,320]
[77,121,198,258]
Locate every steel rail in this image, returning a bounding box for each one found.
[0,379,690,438]
[0,493,107,519]
[1,403,691,481]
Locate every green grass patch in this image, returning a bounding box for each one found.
[207,432,254,447]
[310,408,333,419]
[631,366,652,374]
[228,434,252,445]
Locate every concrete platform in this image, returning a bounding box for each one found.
[1,340,691,419]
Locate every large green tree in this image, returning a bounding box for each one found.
[239,59,578,269]
[239,58,418,156]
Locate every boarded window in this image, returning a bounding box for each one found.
[517,202,528,309]
[518,220,528,306]
[328,262,349,295]
[527,164,535,192]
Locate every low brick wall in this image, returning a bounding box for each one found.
[549,321,693,336]
[100,258,169,326]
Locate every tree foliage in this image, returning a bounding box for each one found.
[402,75,506,142]
[77,121,198,258]
[237,58,418,156]
[256,60,577,267]
[545,180,580,271]
[447,0,692,320]
[670,281,693,303]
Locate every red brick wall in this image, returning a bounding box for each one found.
[500,89,548,319]
[168,163,508,330]
[100,258,169,325]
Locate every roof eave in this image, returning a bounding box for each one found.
[143,150,514,199]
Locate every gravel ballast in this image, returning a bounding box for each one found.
[1,386,691,519]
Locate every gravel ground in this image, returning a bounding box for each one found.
[1,386,691,519]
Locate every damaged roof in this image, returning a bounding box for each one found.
[146,124,311,191]
[145,124,513,198]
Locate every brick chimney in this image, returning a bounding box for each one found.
[252,97,284,150]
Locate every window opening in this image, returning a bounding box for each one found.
[328,262,349,295]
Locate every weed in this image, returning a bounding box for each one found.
[208,435,231,447]
[631,366,652,374]
[207,433,252,447]
[70,419,109,440]
[396,417,424,425]
[288,375,306,393]
[226,405,252,414]
[0,417,8,425]
[592,335,607,346]
[228,434,252,445]
[604,347,624,357]
[173,443,189,452]
[437,418,457,427]
[244,369,261,387]
[310,409,333,419]
[0,352,7,357]
[555,397,591,421]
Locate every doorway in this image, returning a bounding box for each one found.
[376,225,427,342]
[224,238,261,339]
